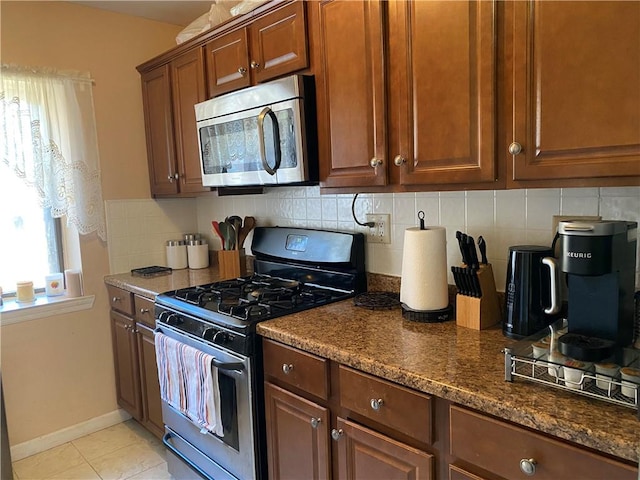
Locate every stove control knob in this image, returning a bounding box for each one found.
[202,327,218,341]
[165,313,182,326]
[212,331,231,345]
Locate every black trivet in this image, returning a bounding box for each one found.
[131,266,173,278]
[353,291,400,310]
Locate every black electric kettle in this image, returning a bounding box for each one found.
[503,245,561,339]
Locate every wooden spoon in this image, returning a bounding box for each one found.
[238,216,256,249]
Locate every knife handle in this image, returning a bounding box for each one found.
[467,236,479,270]
[478,236,488,265]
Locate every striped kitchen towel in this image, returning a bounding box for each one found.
[155,332,224,437]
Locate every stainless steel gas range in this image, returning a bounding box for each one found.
[154,227,366,480]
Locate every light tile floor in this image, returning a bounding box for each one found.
[12,420,171,480]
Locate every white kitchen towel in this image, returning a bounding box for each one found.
[155,332,224,436]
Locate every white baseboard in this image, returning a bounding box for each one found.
[10,409,132,461]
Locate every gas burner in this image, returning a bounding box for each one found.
[249,287,296,303]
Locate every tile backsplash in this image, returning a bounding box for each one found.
[105,186,640,290]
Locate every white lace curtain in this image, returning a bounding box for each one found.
[0,64,106,241]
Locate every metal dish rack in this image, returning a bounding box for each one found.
[504,326,640,418]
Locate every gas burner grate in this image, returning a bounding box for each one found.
[353,291,400,310]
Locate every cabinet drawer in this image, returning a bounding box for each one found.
[338,365,432,445]
[134,295,156,328]
[450,406,637,480]
[107,285,134,316]
[263,339,329,400]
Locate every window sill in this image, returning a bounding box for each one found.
[0,294,95,326]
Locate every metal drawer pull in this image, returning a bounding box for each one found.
[331,428,343,441]
[112,296,120,302]
[370,398,384,410]
[238,67,247,75]
[139,308,150,314]
[250,61,260,69]
[519,458,537,476]
[310,417,321,429]
[282,363,294,374]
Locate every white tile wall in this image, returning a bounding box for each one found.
[105,199,198,273]
[105,187,640,291]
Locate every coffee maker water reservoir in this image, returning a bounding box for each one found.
[557,220,637,361]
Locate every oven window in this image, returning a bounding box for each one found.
[217,371,239,451]
[200,108,297,175]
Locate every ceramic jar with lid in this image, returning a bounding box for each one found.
[187,239,209,269]
[620,367,640,400]
[166,240,188,269]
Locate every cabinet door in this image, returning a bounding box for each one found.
[170,48,210,194]
[265,382,330,480]
[110,311,142,420]
[390,0,497,186]
[205,28,251,97]
[136,323,164,439]
[140,65,178,196]
[509,1,640,182]
[315,0,388,188]
[249,1,309,84]
[334,417,433,480]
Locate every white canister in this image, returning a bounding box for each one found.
[187,240,209,269]
[166,240,188,269]
[620,367,640,400]
[45,273,65,296]
[16,281,35,303]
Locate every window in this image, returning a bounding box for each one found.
[0,164,63,293]
[1,64,107,301]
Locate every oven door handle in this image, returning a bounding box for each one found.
[154,327,245,372]
[162,431,211,479]
[257,106,281,176]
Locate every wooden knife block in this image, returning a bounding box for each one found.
[456,264,501,330]
[217,250,247,280]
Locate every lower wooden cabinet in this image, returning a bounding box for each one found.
[263,339,434,480]
[265,382,330,480]
[108,286,163,439]
[136,323,164,438]
[334,417,433,480]
[449,405,637,480]
[110,311,142,420]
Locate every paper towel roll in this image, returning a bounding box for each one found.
[65,269,84,298]
[400,226,449,311]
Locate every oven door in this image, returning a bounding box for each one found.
[155,325,258,480]
[197,97,307,188]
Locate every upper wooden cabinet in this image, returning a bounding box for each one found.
[314,0,388,188]
[389,0,497,186]
[140,49,210,197]
[506,1,640,185]
[314,0,639,191]
[314,0,498,190]
[205,1,309,97]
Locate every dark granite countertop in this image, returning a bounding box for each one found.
[257,300,640,464]
[104,267,222,299]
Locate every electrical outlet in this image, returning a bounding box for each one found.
[366,214,391,244]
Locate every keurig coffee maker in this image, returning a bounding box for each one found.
[555,220,637,361]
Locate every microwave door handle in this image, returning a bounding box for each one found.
[257,107,281,176]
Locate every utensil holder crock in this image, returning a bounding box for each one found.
[217,250,247,280]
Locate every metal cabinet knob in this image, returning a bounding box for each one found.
[331,428,344,441]
[310,417,321,429]
[508,142,523,155]
[370,158,383,168]
[282,364,294,374]
[519,458,537,476]
[238,67,247,75]
[140,308,150,314]
[250,61,260,69]
[112,296,120,303]
[393,155,406,166]
[370,398,384,410]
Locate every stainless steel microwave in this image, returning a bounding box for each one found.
[195,75,317,187]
